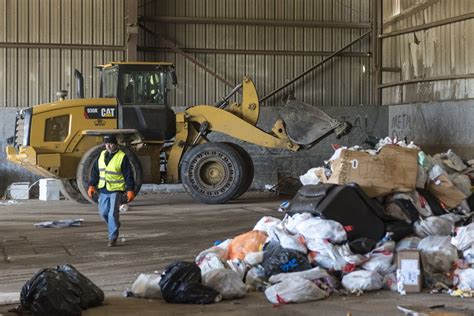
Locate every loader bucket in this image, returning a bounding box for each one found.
[279,100,350,146]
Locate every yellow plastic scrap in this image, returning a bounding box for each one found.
[450,289,474,298]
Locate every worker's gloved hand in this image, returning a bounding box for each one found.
[127,190,135,202]
[87,186,96,198]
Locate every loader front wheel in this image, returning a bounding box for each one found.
[180,142,244,204]
[59,179,89,204]
[76,144,144,204]
[224,142,254,199]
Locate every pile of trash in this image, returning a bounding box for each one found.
[129,138,474,304]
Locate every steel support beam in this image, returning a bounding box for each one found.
[383,0,441,27]
[372,0,383,105]
[139,23,236,89]
[0,42,124,51]
[139,16,371,29]
[378,73,474,89]
[138,47,371,58]
[259,30,372,103]
[125,0,139,61]
[380,12,474,38]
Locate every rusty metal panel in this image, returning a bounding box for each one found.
[382,0,474,104]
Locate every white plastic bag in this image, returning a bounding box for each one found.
[226,259,247,280]
[308,239,365,272]
[395,237,421,252]
[202,269,247,299]
[299,167,331,186]
[131,273,162,299]
[417,236,458,273]
[463,245,474,265]
[268,267,329,284]
[362,241,395,276]
[296,217,347,244]
[342,270,383,292]
[253,216,282,234]
[454,268,474,291]
[413,216,454,238]
[382,273,398,291]
[264,276,329,304]
[245,265,266,291]
[197,253,226,276]
[451,223,474,251]
[284,213,312,235]
[244,251,264,266]
[267,226,307,254]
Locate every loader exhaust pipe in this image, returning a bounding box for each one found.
[74,69,84,98]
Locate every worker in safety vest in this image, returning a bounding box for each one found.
[87,135,135,247]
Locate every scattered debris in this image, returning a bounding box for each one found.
[34,219,84,228]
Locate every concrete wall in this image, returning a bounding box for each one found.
[0,109,40,196]
[389,99,474,159]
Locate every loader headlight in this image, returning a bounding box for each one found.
[18,109,25,119]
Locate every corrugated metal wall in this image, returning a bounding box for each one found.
[0,0,126,108]
[382,0,474,104]
[138,0,374,108]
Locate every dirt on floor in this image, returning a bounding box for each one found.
[0,192,473,316]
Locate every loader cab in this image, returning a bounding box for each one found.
[100,62,177,141]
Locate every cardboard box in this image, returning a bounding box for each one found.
[427,174,467,209]
[326,145,418,197]
[397,250,422,292]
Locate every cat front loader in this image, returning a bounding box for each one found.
[6,62,351,204]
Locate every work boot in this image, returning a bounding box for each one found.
[107,239,117,247]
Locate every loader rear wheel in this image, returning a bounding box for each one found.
[76,144,144,204]
[180,142,244,204]
[224,142,254,199]
[59,179,89,204]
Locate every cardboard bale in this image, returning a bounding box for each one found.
[427,174,467,209]
[326,145,418,197]
[397,250,422,292]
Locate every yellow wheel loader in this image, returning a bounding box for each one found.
[6,62,351,204]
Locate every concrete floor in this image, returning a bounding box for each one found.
[0,193,473,315]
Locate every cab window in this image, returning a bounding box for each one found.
[122,71,165,105]
[44,115,69,142]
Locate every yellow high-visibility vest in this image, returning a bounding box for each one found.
[97,150,126,191]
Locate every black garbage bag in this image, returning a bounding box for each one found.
[159,261,219,304]
[261,241,312,277]
[56,264,104,308]
[348,238,377,255]
[20,264,104,316]
[385,220,414,242]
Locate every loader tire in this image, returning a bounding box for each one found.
[76,144,144,204]
[180,142,244,204]
[224,142,254,199]
[59,179,89,204]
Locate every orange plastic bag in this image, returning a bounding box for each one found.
[227,230,268,260]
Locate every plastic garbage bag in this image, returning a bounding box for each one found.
[264,276,329,304]
[385,220,414,242]
[244,251,264,266]
[267,226,307,254]
[451,223,474,264]
[131,274,162,299]
[341,270,383,292]
[454,268,474,290]
[348,238,377,255]
[226,259,247,280]
[450,174,472,197]
[383,273,398,291]
[245,265,267,291]
[34,219,84,228]
[20,264,104,316]
[261,241,312,277]
[395,237,421,252]
[417,236,458,273]
[202,269,247,299]
[284,213,312,235]
[196,253,225,276]
[307,239,366,272]
[253,216,282,234]
[413,216,454,238]
[159,261,221,304]
[268,267,329,284]
[299,167,331,186]
[362,241,395,276]
[295,217,347,244]
[228,231,268,260]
